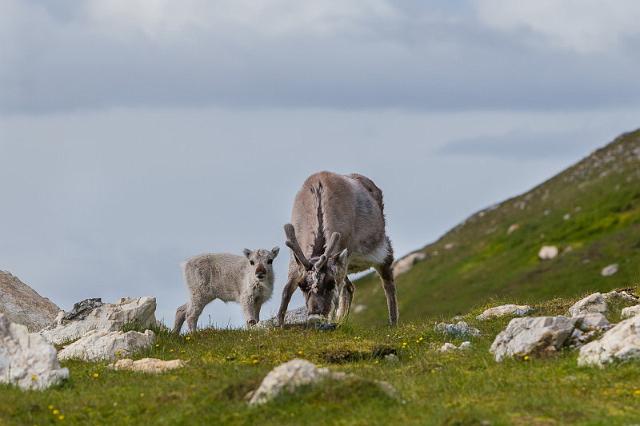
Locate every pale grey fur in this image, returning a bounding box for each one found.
[277,171,398,326]
[173,247,279,332]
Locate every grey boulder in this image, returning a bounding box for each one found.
[578,315,640,368]
[58,329,155,362]
[0,271,60,332]
[0,314,69,390]
[41,296,157,345]
[490,316,576,362]
[248,359,397,405]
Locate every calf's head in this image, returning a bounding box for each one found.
[243,247,279,281]
[284,224,349,318]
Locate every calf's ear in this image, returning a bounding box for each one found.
[271,246,280,257]
[243,249,252,259]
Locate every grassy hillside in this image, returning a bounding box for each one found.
[3,292,640,425]
[354,129,640,325]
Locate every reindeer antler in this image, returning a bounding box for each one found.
[284,224,312,270]
[324,232,341,257]
[314,232,341,270]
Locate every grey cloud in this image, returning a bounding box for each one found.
[2,1,640,114]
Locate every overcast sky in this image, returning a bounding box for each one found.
[1,1,639,328]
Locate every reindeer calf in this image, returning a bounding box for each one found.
[173,247,279,332]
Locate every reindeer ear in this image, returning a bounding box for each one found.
[243,249,252,259]
[271,246,280,258]
[335,249,349,267]
[314,254,327,270]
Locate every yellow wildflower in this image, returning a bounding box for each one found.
[58,415,65,421]
[52,409,60,415]
[634,389,640,396]
[48,405,54,410]
[92,373,99,378]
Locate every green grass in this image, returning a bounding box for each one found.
[353,129,640,325]
[3,292,640,425]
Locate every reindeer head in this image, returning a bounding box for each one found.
[243,247,280,282]
[284,223,349,319]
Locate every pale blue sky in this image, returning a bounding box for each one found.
[1,1,639,326]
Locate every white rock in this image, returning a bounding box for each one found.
[248,359,396,405]
[476,304,532,321]
[383,353,399,363]
[601,264,619,277]
[574,313,611,331]
[434,321,480,338]
[507,224,520,235]
[439,343,457,352]
[568,293,606,317]
[110,358,185,373]
[458,341,472,350]
[58,329,155,362]
[353,304,367,314]
[621,305,640,319]
[439,342,471,352]
[578,315,640,368]
[0,271,60,332]
[393,252,427,278]
[256,307,308,328]
[538,246,559,260]
[490,316,576,362]
[0,314,69,390]
[41,297,157,345]
[444,243,455,250]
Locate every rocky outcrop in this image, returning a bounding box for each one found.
[393,252,427,278]
[58,329,155,362]
[578,315,640,368]
[434,321,480,338]
[0,271,60,332]
[490,312,615,361]
[490,316,576,361]
[0,314,68,390]
[476,304,532,321]
[41,297,156,345]
[110,358,185,373]
[247,359,397,405]
[568,291,638,319]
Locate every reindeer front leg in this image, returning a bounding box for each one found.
[277,275,299,327]
[242,298,258,328]
[335,276,354,322]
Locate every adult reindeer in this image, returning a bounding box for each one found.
[277,171,398,326]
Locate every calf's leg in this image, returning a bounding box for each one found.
[186,298,207,332]
[173,303,187,333]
